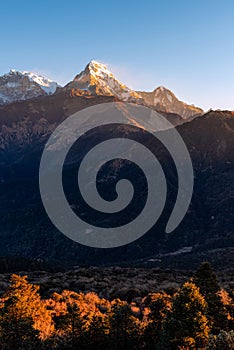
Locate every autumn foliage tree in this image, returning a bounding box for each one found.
[0,274,53,349]
[48,290,110,349]
[0,263,232,350]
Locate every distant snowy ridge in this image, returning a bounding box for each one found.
[20,71,58,94]
[0,69,58,105]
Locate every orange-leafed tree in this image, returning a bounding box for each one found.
[0,274,54,349]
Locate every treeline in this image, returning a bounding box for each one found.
[0,262,233,349]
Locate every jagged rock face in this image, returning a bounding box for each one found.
[138,86,203,119]
[65,60,142,102]
[0,70,58,105]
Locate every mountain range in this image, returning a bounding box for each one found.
[0,60,203,120]
[0,60,233,272]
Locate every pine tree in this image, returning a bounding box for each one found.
[162,282,210,350]
[193,262,228,333]
[65,301,88,348]
[109,299,143,349]
[143,292,171,349]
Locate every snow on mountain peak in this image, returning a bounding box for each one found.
[70,60,141,101]
[2,69,58,94]
[0,69,58,105]
[22,71,58,94]
[88,60,115,79]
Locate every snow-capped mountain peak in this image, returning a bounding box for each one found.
[5,69,57,94]
[87,60,114,78]
[0,69,58,105]
[21,71,58,94]
[66,60,142,101]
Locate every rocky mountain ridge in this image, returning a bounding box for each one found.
[0,61,203,119]
[138,86,203,119]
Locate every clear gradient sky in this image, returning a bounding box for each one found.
[0,0,234,111]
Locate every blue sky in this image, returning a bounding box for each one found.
[0,0,234,110]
